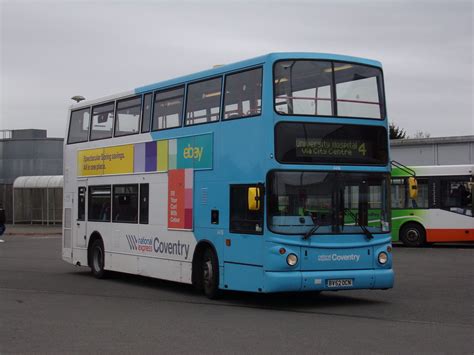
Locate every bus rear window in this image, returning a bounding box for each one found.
[68,108,90,144]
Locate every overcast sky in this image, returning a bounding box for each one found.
[1,0,472,138]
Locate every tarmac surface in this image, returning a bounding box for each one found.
[0,230,473,354]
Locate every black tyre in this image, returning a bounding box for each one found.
[90,239,106,278]
[202,248,220,299]
[400,223,426,247]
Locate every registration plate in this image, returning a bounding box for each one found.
[327,279,353,288]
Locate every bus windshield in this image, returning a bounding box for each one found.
[268,171,390,235]
[274,60,385,119]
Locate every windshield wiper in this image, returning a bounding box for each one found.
[343,208,374,240]
[302,223,321,240]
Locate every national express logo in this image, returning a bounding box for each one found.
[125,235,190,259]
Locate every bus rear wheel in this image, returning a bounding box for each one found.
[90,239,106,278]
[202,248,220,299]
[400,223,426,247]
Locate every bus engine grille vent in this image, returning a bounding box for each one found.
[201,188,208,205]
[63,208,72,248]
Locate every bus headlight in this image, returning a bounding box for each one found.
[286,253,298,266]
[378,252,388,264]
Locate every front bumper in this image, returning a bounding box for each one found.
[264,268,394,292]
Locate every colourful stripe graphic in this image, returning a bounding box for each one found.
[145,141,157,172]
[157,140,168,172]
[134,143,146,173]
[168,169,193,230]
[169,139,177,170]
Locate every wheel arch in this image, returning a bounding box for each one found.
[87,231,103,267]
[399,221,427,247]
[191,240,219,290]
[399,221,426,240]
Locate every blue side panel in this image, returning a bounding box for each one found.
[224,263,264,292]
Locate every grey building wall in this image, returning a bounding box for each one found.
[0,129,64,222]
[390,136,474,166]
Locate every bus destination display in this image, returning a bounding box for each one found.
[275,122,388,165]
[295,138,370,160]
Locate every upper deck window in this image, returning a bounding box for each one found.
[274,60,385,119]
[152,86,184,131]
[275,61,333,116]
[68,108,90,144]
[334,62,385,119]
[223,68,263,120]
[90,103,114,140]
[141,93,152,133]
[114,96,141,137]
[186,77,222,126]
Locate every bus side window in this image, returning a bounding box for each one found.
[186,77,222,126]
[390,178,406,208]
[112,185,138,223]
[140,184,149,224]
[78,187,86,221]
[412,179,429,208]
[229,184,263,235]
[115,96,141,137]
[152,86,185,131]
[90,103,114,141]
[440,179,472,216]
[68,108,90,144]
[88,185,111,222]
[223,67,262,120]
[141,93,152,133]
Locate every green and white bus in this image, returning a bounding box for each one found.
[391,165,473,246]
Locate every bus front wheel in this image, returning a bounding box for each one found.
[202,248,220,299]
[400,223,426,247]
[90,239,106,278]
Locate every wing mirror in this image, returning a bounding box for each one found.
[408,177,418,199]
[248,187,262,211]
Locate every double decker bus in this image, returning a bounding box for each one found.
[63,52,393,298]
[391,164,473,246]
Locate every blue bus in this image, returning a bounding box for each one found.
[63,52,393,298]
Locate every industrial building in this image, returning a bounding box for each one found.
[0,129,63,223]
[390,135,474,166]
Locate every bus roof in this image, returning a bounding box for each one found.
[70,52,382,110]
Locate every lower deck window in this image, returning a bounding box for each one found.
[113,185,138,223]
[88,185,111,222]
